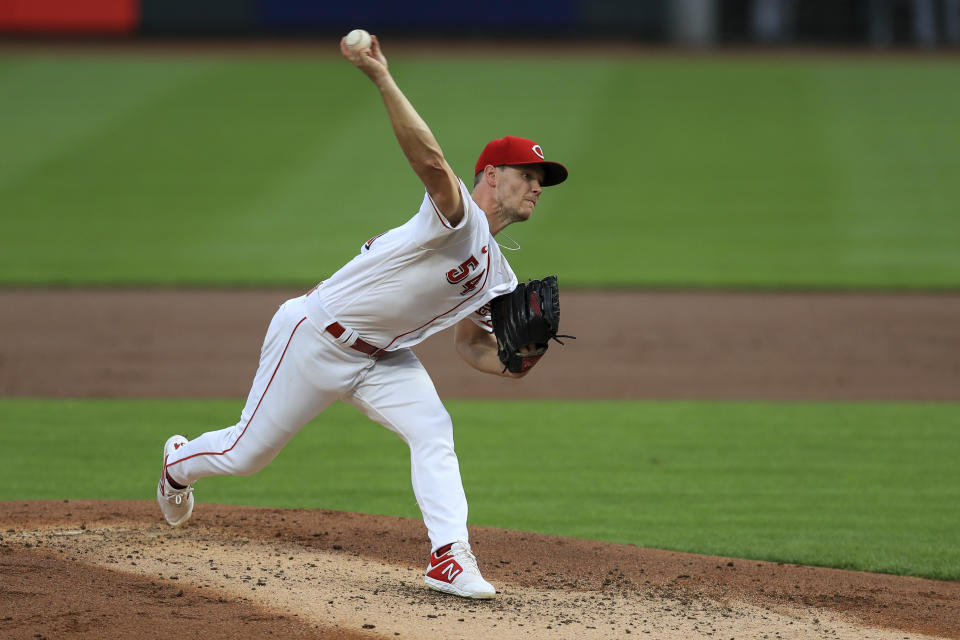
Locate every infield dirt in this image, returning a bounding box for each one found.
[2,289,959,639]
[2,288,959,401]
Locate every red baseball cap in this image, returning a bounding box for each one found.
[474,136,568,187]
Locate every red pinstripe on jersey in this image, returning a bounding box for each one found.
[427,191,455,229]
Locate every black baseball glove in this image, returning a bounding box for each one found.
[490,275,574,374]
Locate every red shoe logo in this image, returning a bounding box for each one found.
[427,543,462,583]
[174,442,184,450]
[429,543,453,567]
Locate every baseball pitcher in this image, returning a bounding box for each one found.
[157,33,569,599]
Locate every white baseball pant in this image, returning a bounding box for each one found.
[163,294,469,549]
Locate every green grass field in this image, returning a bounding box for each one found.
[1,399,957,581]
[1,53,959,288]
[1,49,958,584]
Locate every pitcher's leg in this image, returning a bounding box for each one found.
[165,301,337,486]
[346,349,469,549]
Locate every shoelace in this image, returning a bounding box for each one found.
[166,487,193,506]
[451,543,480,574]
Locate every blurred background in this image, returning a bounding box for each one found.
[1,1,958,289]
[1,0,960,48]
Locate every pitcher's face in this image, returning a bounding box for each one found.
[495,165,545,222]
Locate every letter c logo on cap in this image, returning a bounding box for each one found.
[532,144,544,159]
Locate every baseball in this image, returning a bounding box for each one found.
[345,29,372,52]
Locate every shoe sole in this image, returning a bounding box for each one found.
[424,576,496,599]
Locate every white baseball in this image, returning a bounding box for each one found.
[345,29,372,52]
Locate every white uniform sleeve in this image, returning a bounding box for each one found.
[409,179,475,245]
[468,301,494,333]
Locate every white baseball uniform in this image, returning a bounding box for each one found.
[164,178,517,549]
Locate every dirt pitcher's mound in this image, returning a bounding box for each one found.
[1,501,957,640]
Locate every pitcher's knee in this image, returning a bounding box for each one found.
[403,412,454,447]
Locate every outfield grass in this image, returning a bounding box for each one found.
[1,53,959,288]
[1,398,957,580]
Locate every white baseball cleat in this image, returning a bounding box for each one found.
[156,435,194,527]
[424,541,496,599]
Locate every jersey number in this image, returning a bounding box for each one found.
[446,255,484,296]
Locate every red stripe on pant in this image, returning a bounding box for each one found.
[165,316,307,477]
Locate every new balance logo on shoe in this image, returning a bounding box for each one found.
[427,543,463,584]
[437,562,462,581]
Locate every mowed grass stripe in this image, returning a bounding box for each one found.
[1,55,958,287]
[1,398,957,580]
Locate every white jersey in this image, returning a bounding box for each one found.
[304,179,517,351]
